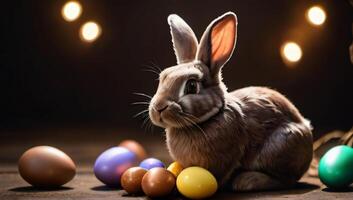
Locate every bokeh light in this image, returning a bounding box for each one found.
[281,42,302,65]
[79,21,101,42]
[62,1,82,22]
[307,6,326,26]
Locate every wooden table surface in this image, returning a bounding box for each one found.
[1,127,352,200]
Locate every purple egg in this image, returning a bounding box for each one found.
[139,158,165,170]
[94,147,137,187]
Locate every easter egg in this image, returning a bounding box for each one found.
[121,167,147,194]
[139,158,165,170]
[318,145,353,188]
[119,140,147,161]
[167,161,183,177]
[94,147,138,187]
[18,146,76,187]
[177,167,218,199]
[141,167,175,197]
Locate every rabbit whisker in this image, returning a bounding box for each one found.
[142,69,160,76]
[183,116,209,140]
[133,92,152,99]
[174,116,190,133]
[182,114,217,151]
[138,112,155,134]
[174,111,210,141]
[131,102,150,106]
[133,109,149,118]
[141,64,162,74]
[142,65,161,76]
[142,115,150,128]
[148,61,162,72]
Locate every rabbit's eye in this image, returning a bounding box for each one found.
[184,79,199,95]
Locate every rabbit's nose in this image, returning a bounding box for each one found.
[153,100,170,113]
[157,105,169,113]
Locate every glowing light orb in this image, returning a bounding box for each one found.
[307,6,326,26]
[62,1,82,22]
[281,42,302,65]
[80,21,101,42]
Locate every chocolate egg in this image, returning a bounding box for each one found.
[119,140,147,161]
[121,167,147,194]
[18,146,76,187]
[94,147,138,187]
[141,167,175,197]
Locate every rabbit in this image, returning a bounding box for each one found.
[148,11,313,191]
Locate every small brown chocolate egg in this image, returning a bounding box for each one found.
[121,167,147,194]
[141,167,175,197]
[18,146,76,187]
[119,140,147,161]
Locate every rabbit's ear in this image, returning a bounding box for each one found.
[196,12,237,78]
[168,14,198,64]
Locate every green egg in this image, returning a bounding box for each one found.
[318,145,353,188]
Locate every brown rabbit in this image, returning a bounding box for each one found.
[148,12,313,191]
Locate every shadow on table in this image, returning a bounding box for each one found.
[9,186,73,192]
[215,182,320,200]
[293,182,321,192]
[91,185,122,191]
[322,186,353,193]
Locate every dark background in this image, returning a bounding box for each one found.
[1,0,352,136]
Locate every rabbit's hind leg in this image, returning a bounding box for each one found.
[231,122,313,192]
[230,171,287,192]
[256,122,313,181]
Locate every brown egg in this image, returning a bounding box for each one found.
[141,167,175,197]
[18,146,76,187]
[121,167,147,194]
[119,140,147,161]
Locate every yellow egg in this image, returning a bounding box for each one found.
[176,167,218,199]
[167,162,184,177]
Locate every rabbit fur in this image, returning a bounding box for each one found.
[148,12,313,191]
